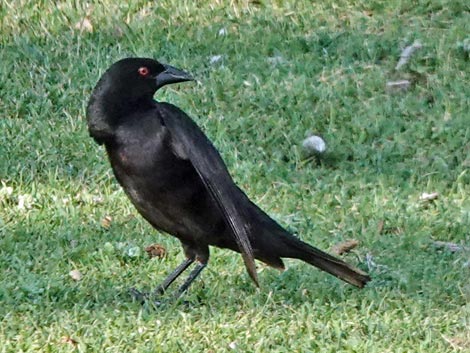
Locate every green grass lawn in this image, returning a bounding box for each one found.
[1,0,469,351]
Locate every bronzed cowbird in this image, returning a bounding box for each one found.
[86,58,370,298]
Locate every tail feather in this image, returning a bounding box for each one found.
[283,235,371,288]
[246,198,371,288]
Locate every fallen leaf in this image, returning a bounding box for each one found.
[126,245,141,258]
[420,192,439,202]
[267,55,286,66]
[69,269,82,281]
[218,27,227,36]
[442,334,470,350]
[60,336,78,346]
[113,25,124,38]
[395,40,422,70]
[331,239,359,255]
[74,17,93,32]
[145,244,167,259]
[17,194,34,210]
[386,80,411,93]
[92,195,104,204]
[101,215,112,228]
[377,220,385,234]
[432,241,468,253]
[443,111,452,122]
[0,182,13,199]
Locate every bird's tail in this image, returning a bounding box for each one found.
[282,234,371,288]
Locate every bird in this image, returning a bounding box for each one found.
[86,57,370,299]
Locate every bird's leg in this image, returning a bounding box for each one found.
[131,243,209,303]
[130,257,193,303]
[152,257,194,295]
[174,261,207,298]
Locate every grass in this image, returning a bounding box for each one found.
[1,0,469,351]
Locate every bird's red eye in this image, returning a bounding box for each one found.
[138,67,149,77]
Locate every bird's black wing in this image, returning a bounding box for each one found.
[156,102,259,286]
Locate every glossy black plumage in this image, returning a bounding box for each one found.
[86,58,370,296]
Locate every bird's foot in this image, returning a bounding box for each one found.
[129,287,194,308]
[129,287,163,307]
[129,287,148,302]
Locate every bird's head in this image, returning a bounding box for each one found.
[92,57,194,102]
[87,58,193,143]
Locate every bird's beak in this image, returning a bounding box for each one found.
[156,64,194,89]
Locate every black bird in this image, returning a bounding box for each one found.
[86,58,370,297]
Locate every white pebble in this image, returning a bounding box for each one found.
[302,135,326,153]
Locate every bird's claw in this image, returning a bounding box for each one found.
[129,287,163,307]
[129,287,149,303]
[129,287,195,308]
[152,285,166,296]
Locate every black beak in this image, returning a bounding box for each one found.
[156,64,194,89]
